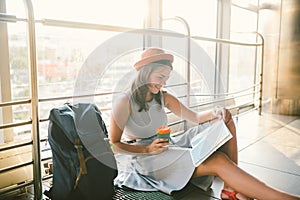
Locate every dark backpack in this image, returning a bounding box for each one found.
[46,103,117,200]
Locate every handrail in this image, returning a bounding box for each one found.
[189,92,257,109]
[190,83,260,97]
[0,120,32,130]
[0,161,33,174]
[39,18,133,32]
[39,18,264,117]
[0,140,32,152]
[0,13,28,23]
[23,0,42,199]
[38,91,114,102]
[0,13,17,22]
[0,99,31,107]
[192,35,263,46]
[36,90,259,123]
[0,180,34,196]
[192,91,259,102]
[38,18,263,47]
[34,83,258,110]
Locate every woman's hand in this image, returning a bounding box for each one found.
[213,106,232,123]
[146,138,170,154]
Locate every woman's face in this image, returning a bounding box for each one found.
[147,66,172,94]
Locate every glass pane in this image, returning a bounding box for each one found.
[8,23,30,102]
[0,21,30,144]
[230,6,259,105]
[229,44,257,105]
[32,0,147,28]
[36,26,119,100]
[162,0,217,37]
[5,0,26,18]
[231,5,258,33]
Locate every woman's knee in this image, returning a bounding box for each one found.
[204,151,231,168]
[193,152,231,177]
[209,152,235,177]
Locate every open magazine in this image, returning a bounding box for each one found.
[189,120,232,167]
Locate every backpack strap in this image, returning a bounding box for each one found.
[74,137,88,174]
[73,151,113,189]
[73,137,89,189]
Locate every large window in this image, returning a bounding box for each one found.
[1,0,261,144]
[1,0,148,144]
[0,0,261,193]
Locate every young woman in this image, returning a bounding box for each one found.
[109,47,300,200]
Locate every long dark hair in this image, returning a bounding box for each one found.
[131,60,172,112]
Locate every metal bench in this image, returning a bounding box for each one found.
[113,182,198,200]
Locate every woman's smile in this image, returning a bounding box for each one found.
[148,83,162,94]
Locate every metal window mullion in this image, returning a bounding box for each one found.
[215,0,231,98]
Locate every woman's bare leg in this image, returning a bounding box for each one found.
[192,152,300,200]
[218,110,238,164]
[218,113,240,196]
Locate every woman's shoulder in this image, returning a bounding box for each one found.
[113,92,130,107]
[162,90,179,107]
[162,90,176,100]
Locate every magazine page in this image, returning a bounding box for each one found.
[190,120,232,167]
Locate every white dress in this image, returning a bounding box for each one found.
[113,92,213,194]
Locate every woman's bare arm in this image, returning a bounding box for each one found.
[163,92,215,124]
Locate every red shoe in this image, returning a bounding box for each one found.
[221,189,238,200]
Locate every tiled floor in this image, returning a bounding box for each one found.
[181,111,300,199]
[3,111,300,199]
